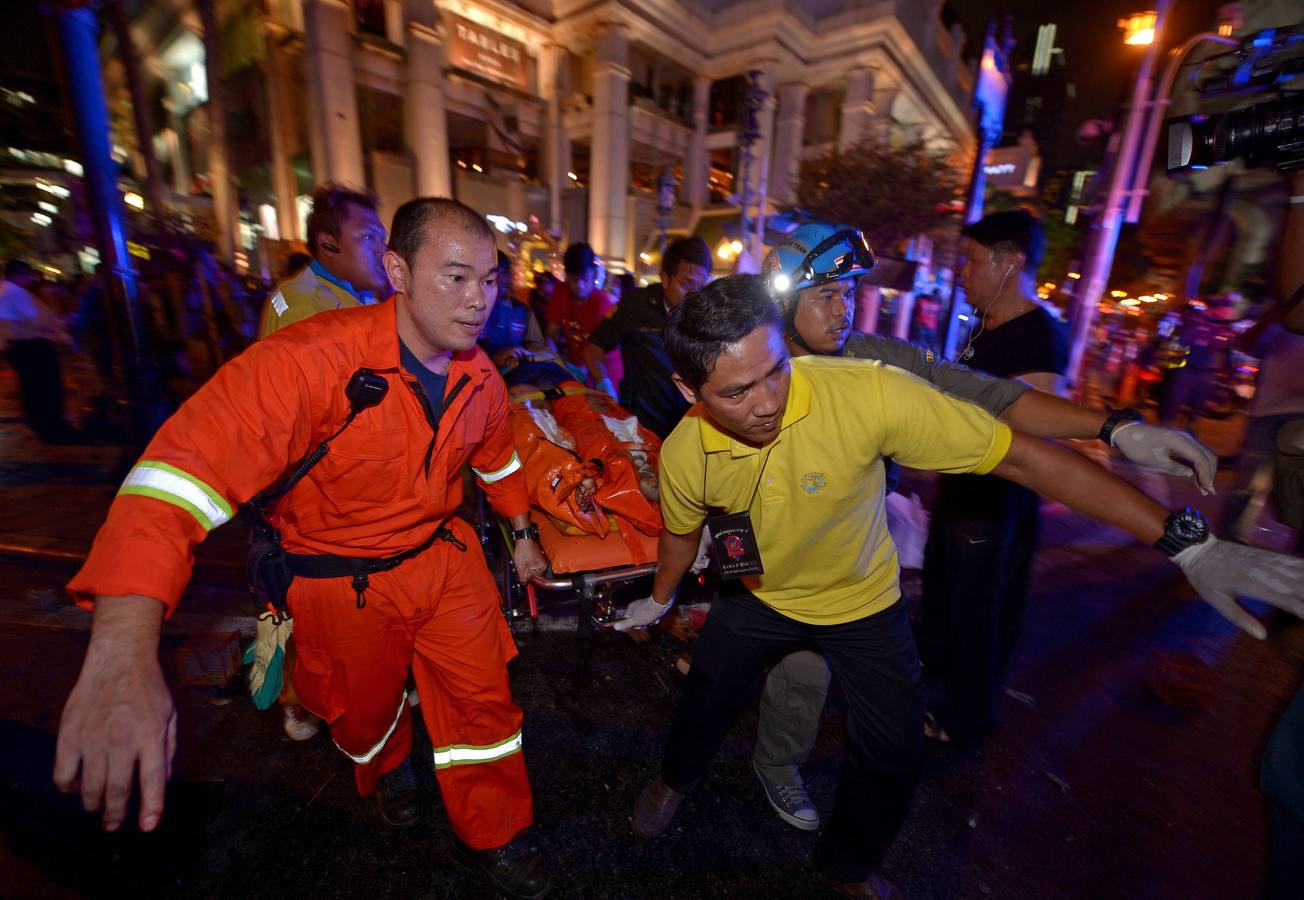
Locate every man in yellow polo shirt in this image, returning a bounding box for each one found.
[619,274,1304,897]
[258,184,390,338]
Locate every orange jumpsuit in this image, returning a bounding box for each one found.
[68,301,534,850]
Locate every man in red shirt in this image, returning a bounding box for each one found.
[544,242,618,381]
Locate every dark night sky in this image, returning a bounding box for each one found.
[947,0,1227,158]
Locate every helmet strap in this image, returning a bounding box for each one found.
[782,298,819,355]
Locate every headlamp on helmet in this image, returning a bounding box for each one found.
[762,222,876,299]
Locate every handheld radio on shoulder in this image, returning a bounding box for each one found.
[345,368,388,416]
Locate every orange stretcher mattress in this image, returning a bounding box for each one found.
[536,512,658,575]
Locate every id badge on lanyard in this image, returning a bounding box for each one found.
[707,510,764,578]
[705,446,774,579]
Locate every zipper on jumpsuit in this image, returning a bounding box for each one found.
[340,373,473,609]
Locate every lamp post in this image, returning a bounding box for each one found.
[656,163,676,257]
[1067,4,1170,383]
[735,70,767,273]
[48,1,169,454]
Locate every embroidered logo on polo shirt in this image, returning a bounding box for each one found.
[800,472,826,495]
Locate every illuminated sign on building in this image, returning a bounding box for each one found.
[446,14,530,93]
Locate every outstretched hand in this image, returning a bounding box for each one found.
[52,595,175,833]
[1111,422,1217,495]
[1172,536,1304,639]
[54,652,175,831]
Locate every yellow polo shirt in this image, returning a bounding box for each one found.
[659,355,1012,624]
[258,262,363,338]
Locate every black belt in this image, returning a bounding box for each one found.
[283,515,466,608]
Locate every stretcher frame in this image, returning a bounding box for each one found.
[473,487,657,673]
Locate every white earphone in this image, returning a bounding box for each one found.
[959,265,1015,362]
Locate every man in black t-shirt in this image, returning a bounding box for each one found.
[922,209,1070,747]
[585,237,713,439]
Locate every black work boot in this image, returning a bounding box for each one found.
[456,832,552,899]
[375,758,422,827]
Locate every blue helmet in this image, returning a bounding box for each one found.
[761,221,876,300]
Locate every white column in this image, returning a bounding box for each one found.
[770,82,808,206]
[540,43,569,235]
[262,26,300,240]
[199,0,238,264]
[303,0,366,187]
[839,67,875,151]
[165,105,191,195]
[685,74,711,211]
[384,0,404,47]
[405,21,452,197]
[588,23,630,271]
[743,65,776,204]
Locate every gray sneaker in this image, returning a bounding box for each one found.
[753,759,820,831]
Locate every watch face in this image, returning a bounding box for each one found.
[1171,510,1209,542]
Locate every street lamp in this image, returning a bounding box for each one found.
[1119,12,1157,46]
[735,70,767,271]
[1066,3,1241,382]
[1066,4,1170,381]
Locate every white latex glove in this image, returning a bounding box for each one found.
[595,377,618,402]
[612,595,674,632]
[1112,422,1217,495]
[689,526,713,574]
[1172,535,1304,639]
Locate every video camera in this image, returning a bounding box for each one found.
[1166,26,1304,173]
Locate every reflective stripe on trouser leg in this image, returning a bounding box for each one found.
[432,729,523,769]
[333,690,408,764]
[411,523,533,849]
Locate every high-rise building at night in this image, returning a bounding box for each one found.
[998,21,1075,182]
[103,0,976,275]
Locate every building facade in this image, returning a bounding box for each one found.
[115,0,976,275]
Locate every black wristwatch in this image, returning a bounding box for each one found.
[510,523,540,544]
[1098,407,1144,445]
[1154,507,1210,557]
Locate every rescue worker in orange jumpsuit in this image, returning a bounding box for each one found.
[53,199,553,899]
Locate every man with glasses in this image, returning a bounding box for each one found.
[258,184,391,338]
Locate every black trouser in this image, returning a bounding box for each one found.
[922,481,1039,744]
[1262,677,1304,900]
[660,585,922,882]
[6,339,67,443]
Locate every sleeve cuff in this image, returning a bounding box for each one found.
[972,422,1013,475]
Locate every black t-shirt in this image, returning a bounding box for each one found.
[589,283,689,440]
[962,305,1069,379]
[940,305,1069,521]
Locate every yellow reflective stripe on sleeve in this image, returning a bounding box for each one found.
[432,729,523,769]
[118,461,234,531]
[472,451,522,484]
[333,690,408,764]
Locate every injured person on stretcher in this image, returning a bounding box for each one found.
[495,352,662,547]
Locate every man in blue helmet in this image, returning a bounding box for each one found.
[619,220,1222,836]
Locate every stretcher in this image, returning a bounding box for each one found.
[482,381,664,667]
